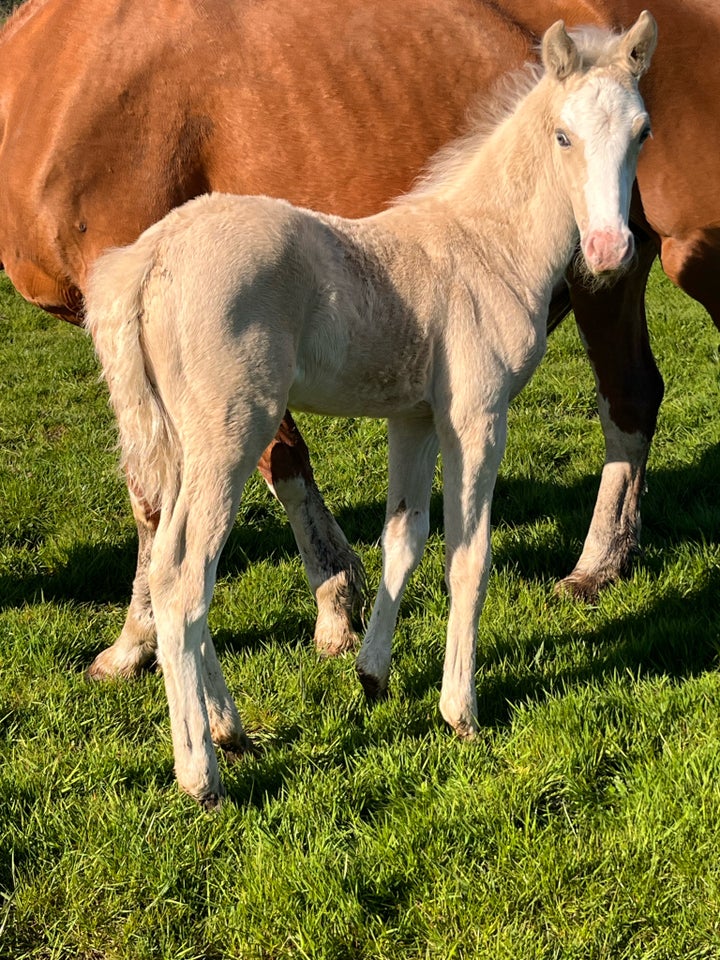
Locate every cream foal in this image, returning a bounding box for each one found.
[86,14,656,806]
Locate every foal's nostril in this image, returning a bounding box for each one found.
[584,229,634,273]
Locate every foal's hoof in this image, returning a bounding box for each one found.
[451,719,478,741]
[198,788,225,812]
[555,570,605,603]
[357,668,388,702]
[217,732,262,763]
[86,642,157,681]
[440,696,479,740]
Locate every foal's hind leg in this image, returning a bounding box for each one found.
[88,410,362,679]
[87,483,158,679]
[149,444,260,808]
[356,415,438,698]
[257,412,365,657]
[200,626,255,758]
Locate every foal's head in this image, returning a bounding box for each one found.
[542,10,657,275]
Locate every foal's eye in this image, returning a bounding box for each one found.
[555,130,572,149]
[638,125,652,144]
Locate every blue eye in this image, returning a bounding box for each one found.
[555,130,572,148]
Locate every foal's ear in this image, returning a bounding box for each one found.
[618,10,658,78]
[542,20,580,80]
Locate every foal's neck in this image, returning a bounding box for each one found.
[405,80,576,302]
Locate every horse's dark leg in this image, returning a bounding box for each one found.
[87,484,159,678]
[257,411,365,656]
[558,231,663,600]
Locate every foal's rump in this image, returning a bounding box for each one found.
[85,192,307,509]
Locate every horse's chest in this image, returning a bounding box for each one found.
[442,279,547,399]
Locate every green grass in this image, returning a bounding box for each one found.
[0,1,22,19]
[0,265,719,959]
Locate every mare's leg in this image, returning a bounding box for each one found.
[355,415,438,698]
[559,232,663,600]
[436,407,507,739]
[87,484,158,679]
[257,411,365,656]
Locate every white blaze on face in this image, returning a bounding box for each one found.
[558,74,650,274]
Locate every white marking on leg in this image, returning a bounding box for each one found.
[566,392,648,590]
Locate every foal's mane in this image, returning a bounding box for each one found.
[395,24,629,205]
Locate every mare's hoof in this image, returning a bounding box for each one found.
[313,563,367,658]
[86,643,157,681]
[315,626,359,658]
[357,669,388,702]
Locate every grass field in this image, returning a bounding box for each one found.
[0,262,719,958]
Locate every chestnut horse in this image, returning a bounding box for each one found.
[0,0,717,677]
[86,17,655,804]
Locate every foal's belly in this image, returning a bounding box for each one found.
[288,372,430,419]
[288,349,432,418]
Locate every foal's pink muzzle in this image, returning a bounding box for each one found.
[582,228,635,274]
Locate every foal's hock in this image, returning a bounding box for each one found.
[86,13,656,806]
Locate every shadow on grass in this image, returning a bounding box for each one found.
[0,445,717,740]
[2,442,716,606]
[477,570,720,728]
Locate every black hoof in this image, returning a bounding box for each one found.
[357,669,387,702]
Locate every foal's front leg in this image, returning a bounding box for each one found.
[436,406,508,739]
[356,415,438,697]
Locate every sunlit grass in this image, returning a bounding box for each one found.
[1,265,719,958]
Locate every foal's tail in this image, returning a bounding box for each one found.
[84,227,180,513]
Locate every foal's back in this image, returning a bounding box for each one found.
[136,193,441,419]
